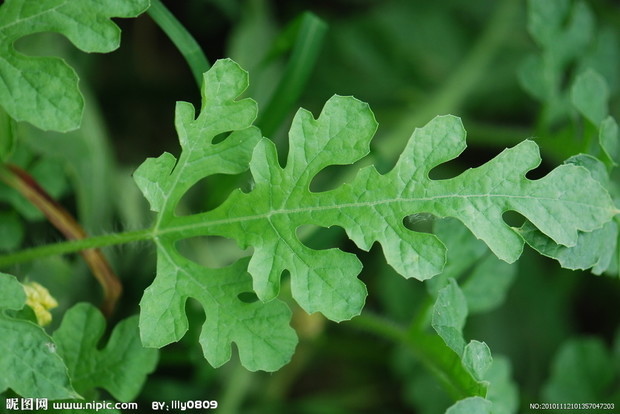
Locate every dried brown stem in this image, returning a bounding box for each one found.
[1,164,121,317]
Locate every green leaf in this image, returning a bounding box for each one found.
[446,396,492,414]
[543,337,615,401]
[22,85,117,233]
[0,272,77,400]
[526,0,569,47]
[52,303,158,401]
[135,58,616,369]
[600,116,620,165]
[426,218,488,297]
[462,340,492,381]
[520,0,595,126]
[140,256,298,372]
[135,59,297,372]
[0,0,149,132]
[484,356,518,414]
[203,107,613,320]
[461,255,516,314]
[521,220,617,274]
[571,69,609,126]
[432,279,467,356]
[520,155,618,275]
[407,333,488,400]
[526,0,593,67]
[431,279,498,401]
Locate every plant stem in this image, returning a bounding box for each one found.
[148,0,210,87]
[0,228,154,268]
[0,165,123,316]
[350,312,486,401]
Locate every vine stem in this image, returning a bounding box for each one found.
[0,225,154,268]
[147,0,210,87]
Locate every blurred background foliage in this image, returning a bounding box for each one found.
[2,0,620,412]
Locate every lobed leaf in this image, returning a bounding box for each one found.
[52,303,159,402]
[135,58,616,369]
[0,272,77,400]
[198,109,614,321]
[0,0,149,131]
[520,155,619,275]
[135,59,297,372]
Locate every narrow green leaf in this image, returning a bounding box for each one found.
[571,69,609,126]
[0,0,149,131]
[0,272,77,400]
[148,0,210,87]
[53,303,158,402]
[446,396,492,414]
[257,12,327,137]
[432,279,467,356]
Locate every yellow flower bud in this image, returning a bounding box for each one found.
[23,281,58,326]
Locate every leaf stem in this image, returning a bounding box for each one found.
[148,0,211,87]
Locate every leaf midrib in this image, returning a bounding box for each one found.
[160,191,611,238]
[0,2,67,33]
